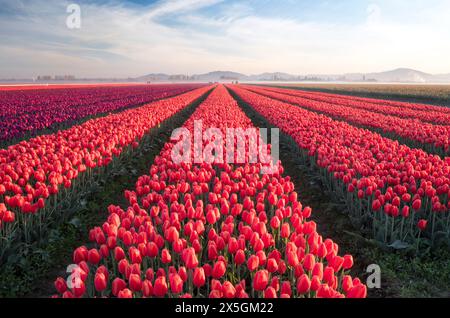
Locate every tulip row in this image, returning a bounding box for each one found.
[0,85,213,260]
[267,85,450,114]
[228,85,450,249]
[243,86,450,157]
[257,85,450,126]
[54,85,366,298]
[0,84,205,143]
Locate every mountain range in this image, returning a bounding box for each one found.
[136,68,450,83]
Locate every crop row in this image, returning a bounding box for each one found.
[53,85,366,298]
[0,85,213,263]
[0,84,205,143]
[258,86,450,126]
[228,85,450,250]
[269,85,450,114]
[243,86,450,157]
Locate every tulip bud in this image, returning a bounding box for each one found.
[118,288,133,298]
[161,249,172,264]
[412,199,422,211]
[94,272,107,292]
[342,255,354,270]
[281,281,292,296]
[247,255,259,272]
[234,249,246,265]
[54,277,67,294]
[193,267,206,288]
[418,219,428,231]
[114,246,125,261]
[142,280,153,297]
[264,287,277,298]
[303,253,316,272]
[153,276,168,297]
[253,270,269,291]
[280,223,290,239]
[222,281,236,298]
[169,273,183,294]
[112,278,127,296]
[297,274,311,294]
[266,258,278,273]
[347,284,367,298]
[212,260,226,279]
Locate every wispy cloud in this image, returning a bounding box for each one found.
[0,0,450,78]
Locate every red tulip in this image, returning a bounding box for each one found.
[118,288,133,298]
[222,281,236,298]
[87,249,101,265]
[183,248,199,269]
[401,206,410,218]
[270,216,281,229]
[266,258,278,273]
[212,260,226,279]
[412,199,422,211]
[193,267,206,288]
[247,254,259,272]
[303,253,316,272]
[169,273,183,294]
[280,223,290,238]
[94,272,107,292]
[153,276,168,297]
[264,287,277,298]
[54,277,67,294]
[129,274,142,292]
[347,284,367,298]
[418,219,428,231]
[297,274,311,294]
[234,249,246,265]
[112,278,127,296]
[2,210,15,223]
[281,281,292,296]
[253,270,269,291]
[137,280,151,298]
[161,248,172,264]
[147,242,159,258]
[342,255,354,270]
[114,246,125,261]
[73,246,88,264]
[72,279,86,298]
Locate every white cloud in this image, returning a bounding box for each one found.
[1,0,450,78]
[143,0,224,19]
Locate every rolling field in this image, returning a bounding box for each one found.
[0,83,449,298]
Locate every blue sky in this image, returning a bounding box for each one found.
[1,0,450,78]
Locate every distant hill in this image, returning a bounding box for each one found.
[134,68,450,83]
[338,68,433,83]
[247,72,300,81]
[191,71,248,81]
[136,73,191,82]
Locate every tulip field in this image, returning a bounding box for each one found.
[0,83,449,298]
[0,84,205,145]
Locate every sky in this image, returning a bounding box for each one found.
[1,0,450,78]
